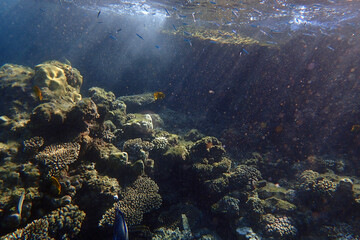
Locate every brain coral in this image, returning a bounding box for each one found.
[99,176,162,227]
[33,61,82,102]
[35,142,80,175]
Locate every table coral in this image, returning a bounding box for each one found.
[35,142,80,175]
[99,176,162,227]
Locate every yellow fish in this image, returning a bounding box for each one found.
[351,124,360,132]
[154,91,165,100]
[260,122,267,129]
[33,86,43,101]
[50,176,61,195]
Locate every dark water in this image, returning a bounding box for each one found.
[1,0,360,239]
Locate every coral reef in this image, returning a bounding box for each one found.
[23,136,44,153]
[2,61,360,240]
[99,176,162,227]
[261,214,297,238]
[123,113,154,137]
[33,61,82,102]
[35,142,80,175]
[117,93,155,112]
[1,204,85,240]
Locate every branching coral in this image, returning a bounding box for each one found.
[23,136,44,153]
[35,142,80,175]
[99,176,162,227]
[2,204,85,240]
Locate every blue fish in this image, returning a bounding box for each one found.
[184,31,191,36]
[109,35,117,40]
[242,48,249,55]
[136,33,144,40]
[184,38,192,46]
[155,45,160,49]
[172,24,177,31]
[209,1,217,4]
[113,208,128,240]
[164,8,170,16]
[179,14,187,18]
[97,10,101,18]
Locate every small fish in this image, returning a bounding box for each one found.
[192,12,196,22]
[178,14,187,18]
[50,176,61,195]
[209,1,217,4]
[39,8,46,13]
[184,31,191,36]
[155,45,160,49]
[182,22,189,25]
[116,28,122,32]
[172,24,177,31]
[242,48,249,55]
[184,38,192,46]
[113,208,129,240]
[327,45,335,51]
[351,124,360,132]
[154,92,165,100]
[136,33,144,40]
[97,10,101,18]
[206,141,213,151]
[172,7,178,11]
[109,35,117,40]
[275,125,283,133]
[33,86,43,101]
[266,41,277,45]
[164,8,170,16]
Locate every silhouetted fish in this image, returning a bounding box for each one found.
[113,208,128,240]
[136,33,144,40]
[97,10,101,18]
